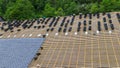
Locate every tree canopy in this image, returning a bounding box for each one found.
[0,0,120,20]
[5,0,35,20]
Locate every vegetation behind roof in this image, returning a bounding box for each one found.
[0,0,120,20]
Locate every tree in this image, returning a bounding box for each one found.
[100,0,120,12]
[90,3,99,13]
[0,0,7,15]
[0,0,119,20]
[0,7,2,16]
[75,0,101,4]
[0,0,16,15]
[29,0,46,12]
[42,3,56,17]
[64,2,78,15]
[55,7,65,16]
[98,5,104,13]
[4,0,35,20]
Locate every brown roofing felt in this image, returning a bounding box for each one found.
[0,12,120,68]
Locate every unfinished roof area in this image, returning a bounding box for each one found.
[0,12,120,68]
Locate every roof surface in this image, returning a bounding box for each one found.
[0,12,120,68]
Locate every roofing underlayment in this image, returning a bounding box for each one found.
[0,12,120,68]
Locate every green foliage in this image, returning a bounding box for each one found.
[55,8,65,16]
[90,3,99,13]
[64,2,78,15]
[99,5,105,12]
[0,7,2,15]
[29,0,46,12]
[89,0,120,13]
[100,0,120,12]
[0,0,120,20]
[4,0,35,20]
[42,3,56,17]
